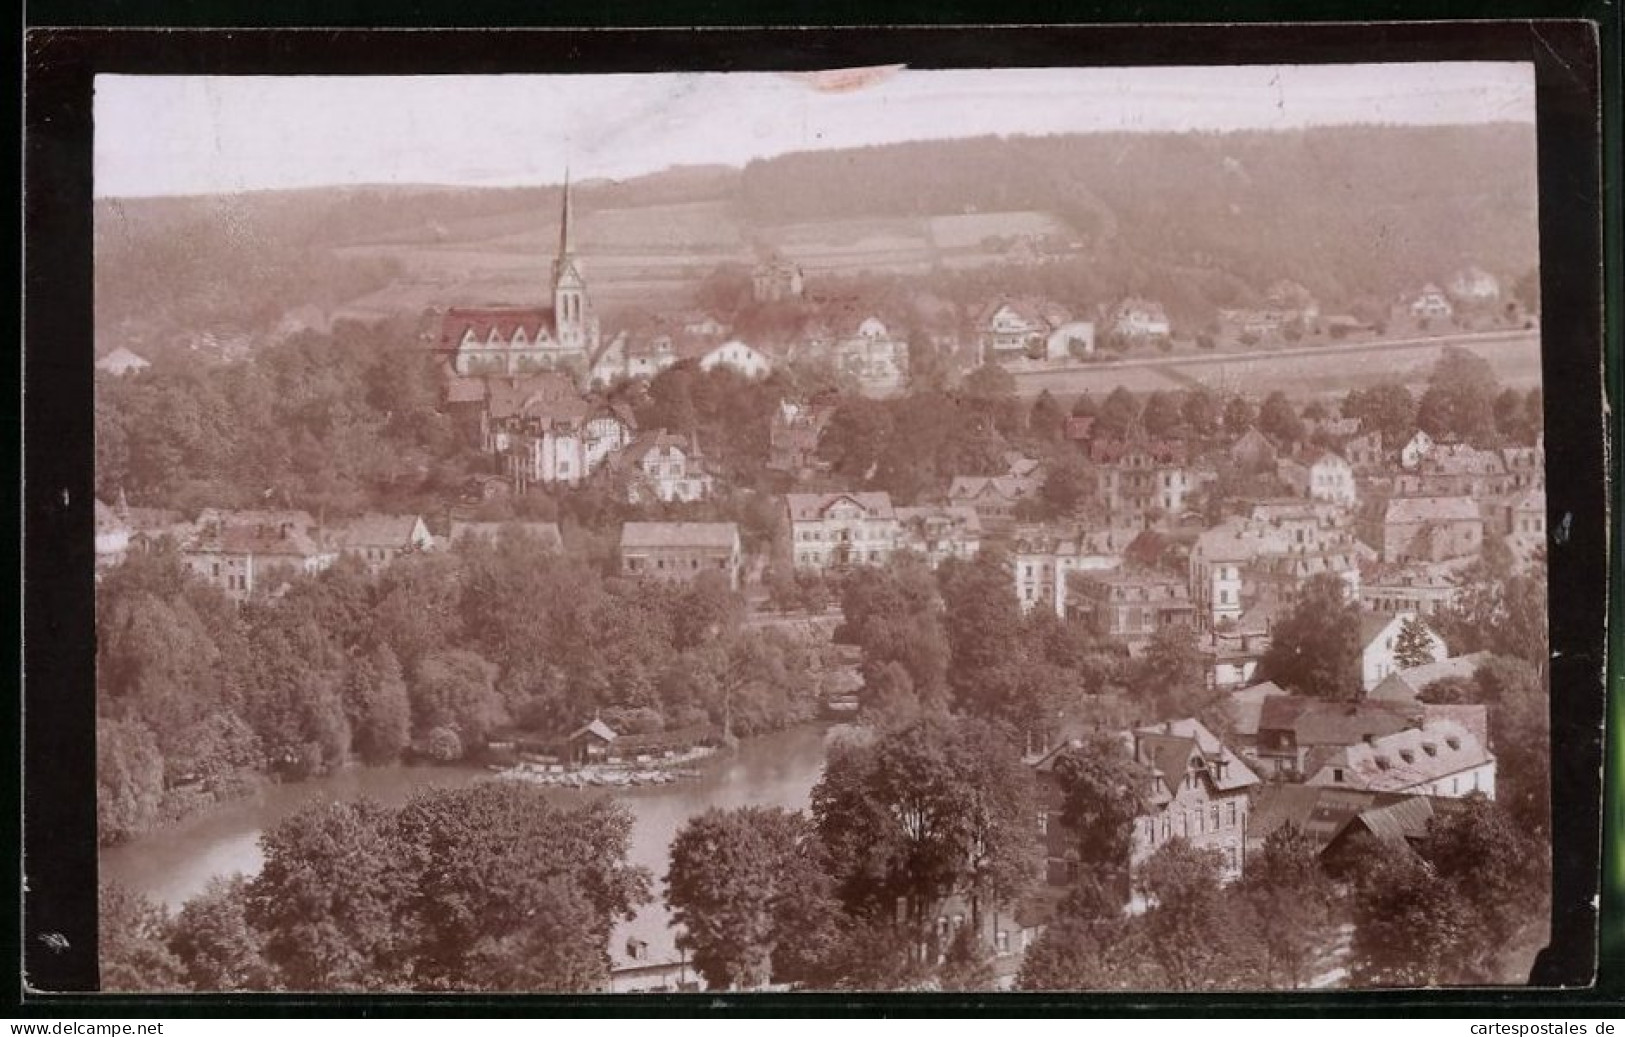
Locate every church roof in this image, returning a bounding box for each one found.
[439,307,555,349]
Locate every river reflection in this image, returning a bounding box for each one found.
[100,724,836,975]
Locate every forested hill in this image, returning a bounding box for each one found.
[736,124,1538,297]
[94,124,1536,357]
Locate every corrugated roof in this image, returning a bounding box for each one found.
[335,513,425,549]
[620,522,739,550]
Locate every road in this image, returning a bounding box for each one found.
[1006,327,1541,398]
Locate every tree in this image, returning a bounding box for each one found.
[810,716,1037,958]
[246,798,415,990]
[1471,655,1550,835]
[1237,824,1336,989]
[96,717,166,845]
[410,649,507,753]
[1416,794,1546,983]
[1344,382,1416,446]
[1222,395,1256,437]
[1141,390,1184,439]
[1047,733,1150,900]
[1027,389,1065,443]
[167,876,277,991]
[343,643,412,765]
[1392,615,1439,669]
[1096,387,1140,440]
[1136,623,1209,720]
[666,807,809,990]
[100,882,186,992]
[1071,393,1099,419]
[1135,839,1260,990]
[1257,572,1362,700]
[1258,391,1304,446]
[1349,848,1475,987]
[1181,389,1220,438]
[1016,884,1147,990]
[1417,347,1500,444]
[1038,455,1091,518]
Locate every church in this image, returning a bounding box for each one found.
[437,174,601,376]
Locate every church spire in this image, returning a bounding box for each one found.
[558,168,574,261]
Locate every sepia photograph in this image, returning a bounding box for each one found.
[74,55,1570,996]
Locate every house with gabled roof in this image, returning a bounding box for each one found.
[894,504,982,569]
[1360,612,1448,692]
[1108,297,1172,340]
[1277,450,1357,508]
[181,519,337,602]
[976,297,1071,364]
[622,430,713,504]
[1304,719,1495,800]
[1033,718,1260,894]
[619,522,742,589]
[332,513,434,574]
[1382,495,1484,564]
[947,474,1042,534]
[785,492,901,571]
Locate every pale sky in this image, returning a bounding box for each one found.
[93,63,1536,198]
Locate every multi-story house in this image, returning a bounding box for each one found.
[767,399,835,478]
[494,390,637,490]
[696,340,774,379]
[947,475,1042,534]
[1033,719,1261,894]
[1304,719,1496,800]
[785,492,901,571]
[976,297,1070,364]
[331,514,434,574]
[1406,284,1455,320]
[1499,444,1545,491]
[623,430,713,504]
[619,522,743,589]
[1395,444,1510,498]
[181,519,337,602]
[806,316,910,388]
[1067,570,1195,643]
[1381,496,1484,564]
[1090,439,1191,526]
[1277,450,1357,508]
[894,505,982,569]
[1011,526,1124,616]
[1342,430,1386,473]
[1108,297,1172,340]
[1360,563,1461,617]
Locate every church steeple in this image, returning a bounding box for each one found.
[557,168,574,263]
[551,169,593,354]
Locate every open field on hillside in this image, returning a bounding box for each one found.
[1009,331,1542,400]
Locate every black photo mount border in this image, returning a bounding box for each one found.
[17,15,1617,1015]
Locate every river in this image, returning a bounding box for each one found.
[100,724,836,976]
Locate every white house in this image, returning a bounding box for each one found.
[623,430,713,504]
[1278,451,1358,508]
[1304,720,1495,800]
[1359,612,1448,693]
[1400,430,1435,470]
[1407,285,1455,320]
[1448,267,1502,304]
[785,492,901,570]
[1109,298,1171,339]
[698,340,774,379]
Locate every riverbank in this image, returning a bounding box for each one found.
[491,746,718,788]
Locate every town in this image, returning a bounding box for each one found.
[93,136,1548,994]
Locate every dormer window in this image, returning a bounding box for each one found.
[1445,736,1461,750]
[1375,756,1390,771]
[1422,743,1438,757]
[1399,749,1415,764]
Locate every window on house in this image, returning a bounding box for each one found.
[997,930,1011,955]
[1210,804,1220,830]
[1227,801,1237,826]
[1333,767,1345,783]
